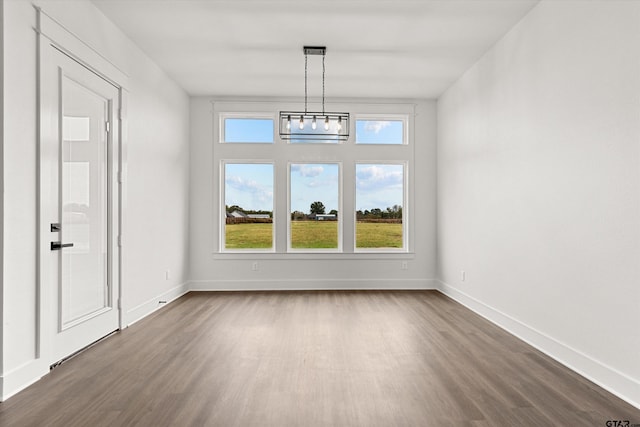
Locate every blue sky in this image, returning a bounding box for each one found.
[290,164,339,213]
[225,118,274,143]
[225,163,274,211]
[356,120,403,144]
[225,163,403,214]
[223,119,404,213]
[225,118,403,145]
[355,164,404,211]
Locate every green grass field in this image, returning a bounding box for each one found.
[355,222,403,248]
[225,221,402,249]
[291,221,338,248]
[225,223,273,249]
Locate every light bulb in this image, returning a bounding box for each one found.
[299,115,304,130]
[286,115,291,130]
[324,116,330,131]
[337,116,342,131]
[312,116,317,130]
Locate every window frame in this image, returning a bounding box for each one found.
[212,100,415,258]
[287,161,343,253]
[220,160,276,253]
[354,161,408,253]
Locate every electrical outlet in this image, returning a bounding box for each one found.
[401,261,408,270]
[461,270,466,282]
[252,261,259,271]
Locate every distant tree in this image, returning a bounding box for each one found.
[291,210,305,220]
[329,209,338,217]
[392,205,402,219]
[246,209,273,218]
[310,201,326,215]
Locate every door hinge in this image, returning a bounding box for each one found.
[105,121,111,133]
[117,235,122,247]
[117,171,123,184]
[117,299,121,309]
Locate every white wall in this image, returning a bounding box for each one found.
[437,0,640,407]
[189,98,437,290]
[119,32,191,324]
[1,0,190,399]
[0,0,4,385]
[3,0,39,391]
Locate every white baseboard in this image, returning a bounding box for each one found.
[437,280,640,410]
[188,278,437,291]
[124,282,189,327]
[1,359,49,402]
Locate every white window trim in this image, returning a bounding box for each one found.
[287,161,343,253]
[354,161,408,252]
[220,160,276,253]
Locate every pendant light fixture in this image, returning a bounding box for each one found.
[279,46,349,142]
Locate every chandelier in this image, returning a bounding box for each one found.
[279,46,349,142]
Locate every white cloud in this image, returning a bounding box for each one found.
[225,175,273,208]
[363,120,392,134]
[291,164,324,177]
[356,165,403,192]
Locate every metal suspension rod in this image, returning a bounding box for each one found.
[304,52,308,114]
[322,53,326,115]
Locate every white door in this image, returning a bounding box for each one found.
[43,48,121,365]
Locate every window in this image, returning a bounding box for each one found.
[223,163,274,250]
[214,102,413,255]
[222,116,274,143]
[355,117,405,145]
[355,164,405,250]
[289,163,340,250]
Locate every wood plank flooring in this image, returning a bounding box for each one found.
[1,291,638,426]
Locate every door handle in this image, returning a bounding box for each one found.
[51,241,74,250]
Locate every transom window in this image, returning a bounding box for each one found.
[355,116,406,145]
[221,114,274,143]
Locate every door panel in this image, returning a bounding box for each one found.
[60,77,110,329]
[46,48,120,364]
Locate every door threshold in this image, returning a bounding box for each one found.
[50,329,119,370]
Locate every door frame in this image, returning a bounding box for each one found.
[36,7,129,368]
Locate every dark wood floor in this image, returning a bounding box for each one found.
[1,291,638,426]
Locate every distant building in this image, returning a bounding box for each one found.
[227,210,247,218]
[247,214,270,219]
[311,214,337,221]
[226,210,271,220]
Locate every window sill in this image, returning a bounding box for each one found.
[213,252,415,260]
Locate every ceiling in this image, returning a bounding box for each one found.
[91,0,538,99]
